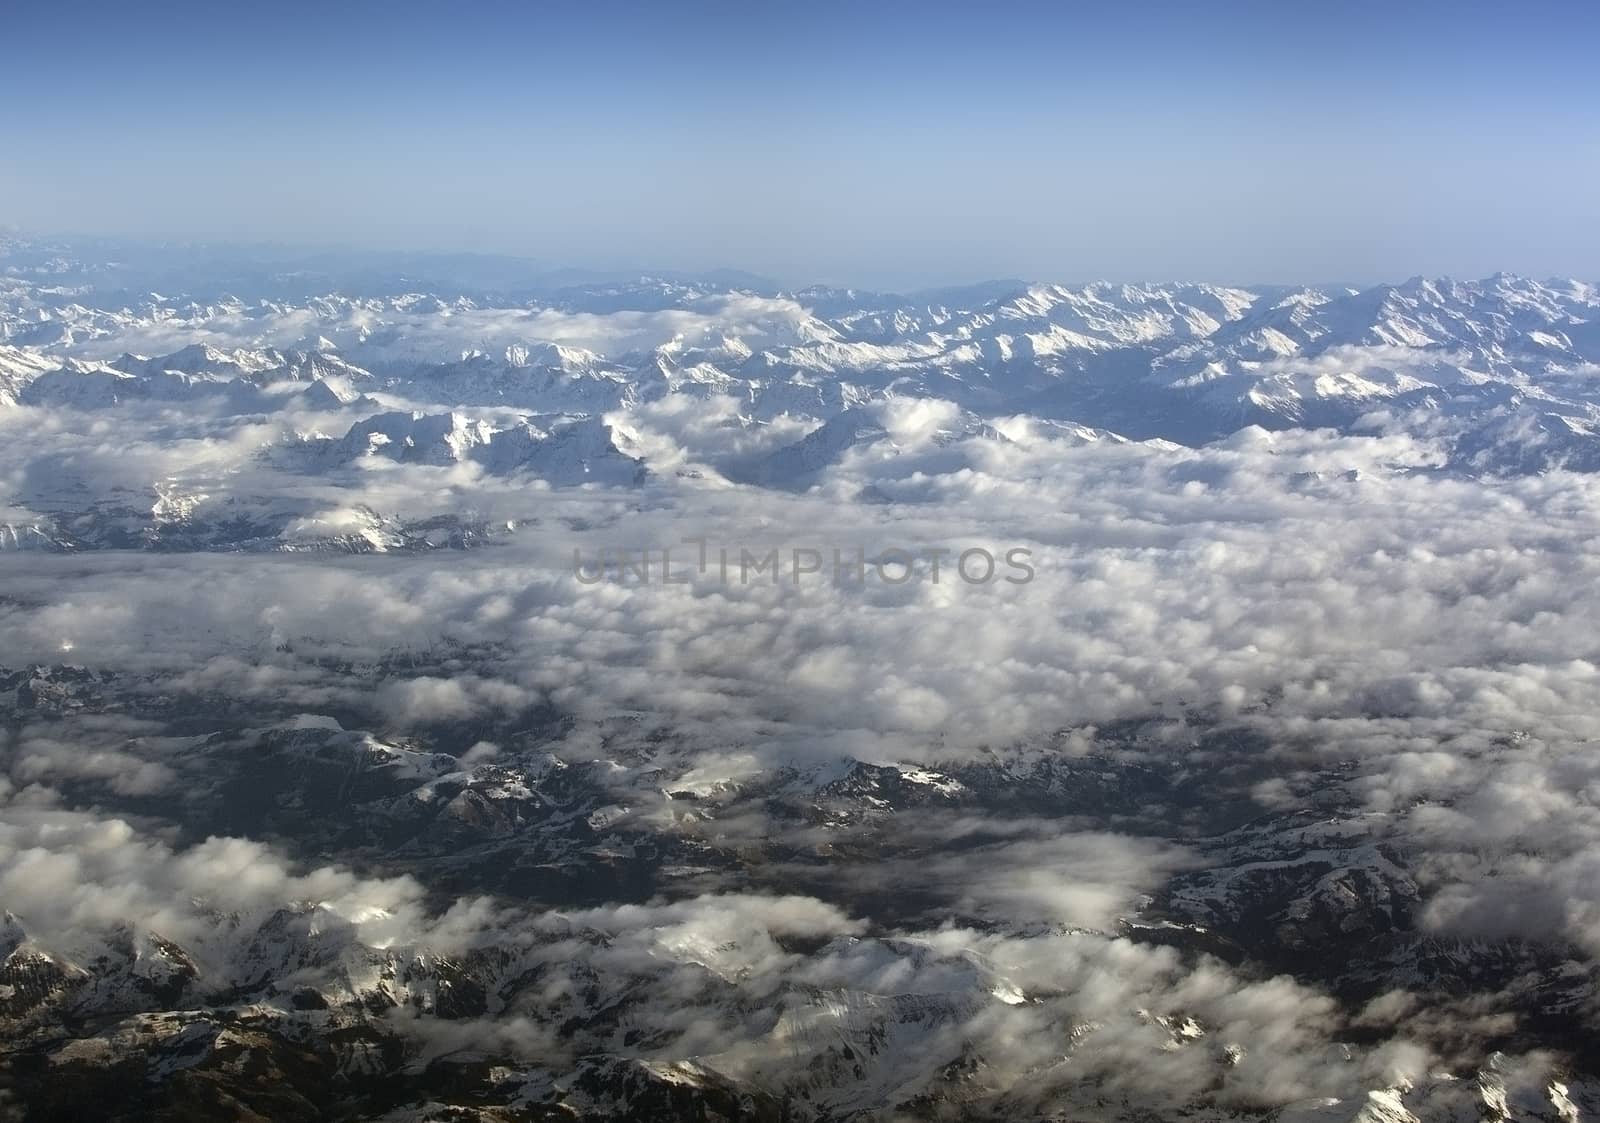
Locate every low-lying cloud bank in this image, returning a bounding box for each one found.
[2,421,1598,1114]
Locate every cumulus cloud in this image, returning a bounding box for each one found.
[0,794,1452,1116]
[0,803,440,963]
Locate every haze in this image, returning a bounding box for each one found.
[3,0,1598,287]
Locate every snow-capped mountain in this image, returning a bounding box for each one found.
[6,254,1600,474]
[300,409,648,484]
[5,248,1600,560]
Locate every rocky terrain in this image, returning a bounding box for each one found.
[2,238,1599,1120]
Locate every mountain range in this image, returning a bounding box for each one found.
[5,236,1600,555]
[3,237,1600,1123]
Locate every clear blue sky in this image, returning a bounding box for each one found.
[3,0,1597,287]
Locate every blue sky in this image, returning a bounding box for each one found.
[3,0,1598,287]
